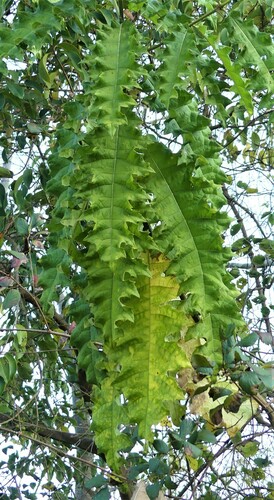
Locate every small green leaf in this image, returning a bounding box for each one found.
[15,218,29,236]
[196,429,217,444]
[237,181,249,190]
[16,324,28,349]
[0,276,13,288]
[164,476,177,490]
[229,18,274,94]
[38,54,51,84]
[7,80,24,99]
[0,358,10,383]
[85,476,107,489]
[252,255,265,266]
[93,487,110,500]
[261,306,270,318]
[251,132,260,148]
[60,42,81,68]
[259,239,274,257]
[230,223,241,236]
[5,354,16,379]
[251,365,274,390]
[232,238,251,254]
[184,442,202,458]
[208,43,253,115]
[128,463,149,480]
[153,439,169,454]
[239,371,261,394]
[0,167,13,178]
[27,123,42,134]
[254,457,270,467]
[180,419,195,441]
[64,101,84,120]
[43,482,57,492]
[146,483,162,500]
[239,441,259,458]
[169,431,184,450]
[268,213,274,225]
[238,332,259,347]
[256,330,272,346]
[210,386,232,401]
[3,289,21,309]
[148,458,169,475]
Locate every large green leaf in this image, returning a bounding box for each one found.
[76,126,148,262]
[71,122,152,344]
[113,253,195,439]
[92,380,131,471]
[208,41,253,115]
[146,142,244,364]
[0,3,61,59]
[228,17,274,94]
[92,253,197,463]
[156,26,198,108]
[86,22,143,134]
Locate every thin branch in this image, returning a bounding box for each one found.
[0,266,70,333]
[227,195,268,238]
[228,258,273,269]
[0,327,70,338]
[0,411,94,452]
[19,286,70,332]
[0,422,126,481]
[222,110,273,151]
[252,393,274,427]
[177,430,269,498]
[53,49,75,95]
[190,0,232,27]
[143,124,183,147]
[223,185,273,347]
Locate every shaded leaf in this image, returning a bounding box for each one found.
[146,482,162,500]
[0,167,13,179]
[153,439,169,454]
[84,476,107,489]
[3,289,21,309]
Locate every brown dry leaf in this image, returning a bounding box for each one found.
[124,9,135,21]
